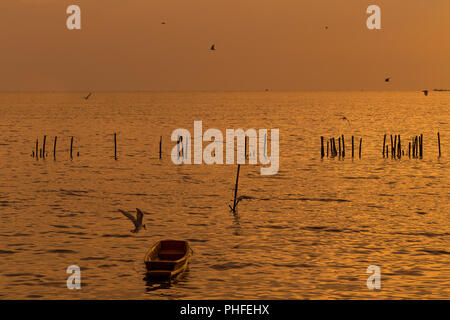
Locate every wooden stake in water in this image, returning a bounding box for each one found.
[338,137,341,158]
[437,132,441,157]
[359,138,362,158]
[393,135,397,159]
[159,136,162,159]
[408,142,411,158]
[333,138,337,157]
[331,138,334,157]
[415,136,418,158]
[417,136,420,158]
[382,134,386,158]
[419,134,423,158]
[42,135,47,159]
[245,136,249,160]
[352,136,354,158]
[53,136,57,159]
[35,139,38,160]
[397,135,401,159]
[320,136,325,158]
[327,140,329,157]
[178,136,183,158]
[231,164,241,213]
[114,133,117,160]
[341,135,345,158]
[70,136,73,159]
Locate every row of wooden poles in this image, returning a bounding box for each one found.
[32,135,77,159]
[382,132,442,159]
[32,132,442,161]
[321,132,442,159]
[321,135,362,159]
[32,133,157,160]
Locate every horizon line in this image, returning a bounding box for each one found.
[0,89,446,94]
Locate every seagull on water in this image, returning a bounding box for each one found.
[422,90,429,96]
[84,92,92,100]
[118,208,147,233]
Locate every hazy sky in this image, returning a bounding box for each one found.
[1,0,449,91]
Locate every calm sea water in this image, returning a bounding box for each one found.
[0,91,448,299]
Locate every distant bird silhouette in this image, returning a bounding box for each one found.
[325,26,328,30]
[385,77,391,82]
[118,208,146,233]
[161,21,166,25]
[210,44,216,51]
[84,92,92,100]
[341,116,351,124]
[422,90,429,96]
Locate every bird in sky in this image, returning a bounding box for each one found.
[118,208,147,233]
[210,44,216,51]
[422,90,429,96]
[325,26,328,30]
[84,92,92,100]
[385,77,391,82]
[161,21,166,25]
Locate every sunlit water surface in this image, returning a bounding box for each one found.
[0,91,448,299]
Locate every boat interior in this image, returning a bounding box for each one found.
[158,240,187,260]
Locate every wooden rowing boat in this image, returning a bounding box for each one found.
[144,240,191,278]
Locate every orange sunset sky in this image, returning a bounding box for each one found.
[1,0,449,91]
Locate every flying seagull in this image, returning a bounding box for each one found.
[161,21,166,25]
[422,90,429,96]
[228,195,255,212]
[118,208,146,233]
[325,26,328,30]
[235,195,255,205]
[210,44,216,51]
[84,92,92,100]
[385,77,391,82]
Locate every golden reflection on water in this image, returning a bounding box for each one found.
[0,92,448,299]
